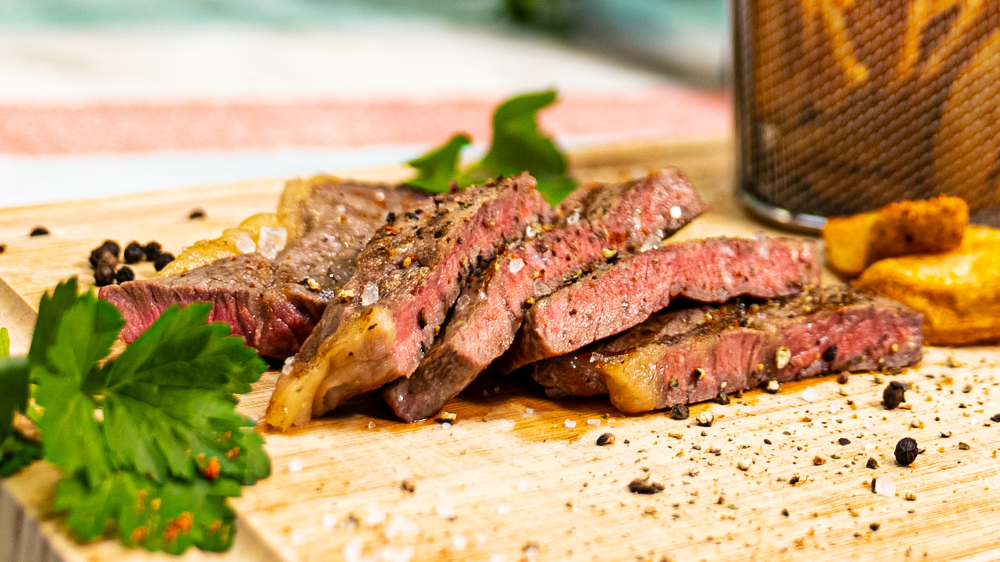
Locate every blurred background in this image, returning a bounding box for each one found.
[0,0,731,207]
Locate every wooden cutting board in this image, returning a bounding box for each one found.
[2,137,1000,562]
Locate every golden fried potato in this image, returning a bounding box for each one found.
[822,195,969,277]
[854,225,1000,345]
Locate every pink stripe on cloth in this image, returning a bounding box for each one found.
[0,88,730,156]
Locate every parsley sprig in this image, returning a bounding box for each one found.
[0,278,270,553]
[406,90,578,205]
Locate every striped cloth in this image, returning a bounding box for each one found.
[0,22,731,207]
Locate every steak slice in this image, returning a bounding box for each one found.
[531,287,923,413]
[99,177,429,358]
[383,169,709,421]
[266,174,551,429]
[500,236,822,373]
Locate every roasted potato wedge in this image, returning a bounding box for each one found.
[822,195,969,277]
[854,225,1000,345]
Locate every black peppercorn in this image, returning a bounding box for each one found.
[143,241,163,260]
[716,391,730,405]
[123,241,145,264]
[991,414,1000,423]
[188,208,206,220]
[29,226,50,237]
[837,371,850,384]
[115,266,135,284]
[596,433,615,446]
[788,475,800,485]
[781,508,789,517]
[838,437,851,446]
[93,263,116,287]
[669,404,689,420]
[869,522,880,532]
[153,252,175,272]
[823,344,838,362]
[882,381,906,410]
[0,243,6,254]
[89,240,120,267]
[866,457,879,469]
[894,437,920,466]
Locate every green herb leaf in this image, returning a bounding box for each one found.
[0,431,42,477]
[405,90,577,204]
[1,326,9,358]
[100,303,269,484]
[405,133,471,193]
[31,284,122,484]
[55,470,240,553]
[0,278,272,554]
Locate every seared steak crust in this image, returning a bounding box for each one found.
[532,287,923,413]
[383,169,709,421]
[266,174,551,429]
[500,236,822,373]
[100,177,427,358]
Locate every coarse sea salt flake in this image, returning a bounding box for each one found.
[564,419,577,428]
[509,258,525,274]
[436,503,455,518]
[282,363,293,375]
[525,408,535,414]
[497,503,511,515]
[587,418,601,427]
[361,283,379,306]
[288,458,303,472]
[874,477,896,497]
[452,534,468,550]
[490,554,507,562]
[385,516,418,538]
[321,513,337,529]
[258,226,287,259]
[669,205,683,219]
[236,233,256,254]
[801,387,819,402]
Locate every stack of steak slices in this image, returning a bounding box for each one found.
[100,176,430,358]
[530,287,924,413]
[383,168,711,422]
[266,173,553,429]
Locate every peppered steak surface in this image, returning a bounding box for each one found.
[383,169,709,421]
[531,287,923,413]
[99,177,429,358]
[266,173,551,429]
[500,236,822,373]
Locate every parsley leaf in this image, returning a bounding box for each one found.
[0,327,28,443]
[31,283,122,484]
[406,90,578,204]
[100,302,269,484]
[0,326,43,477]
[405,133,471,193]
[0,431,42,477]
[0,278,271,554]
[55,470,240,553]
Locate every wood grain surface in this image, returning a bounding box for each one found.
[2,137,999,562]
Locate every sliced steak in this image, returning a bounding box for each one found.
[531,287,923,413]
[500,236,822,373]
[100,177,428,357]
[383,169,709,421]
[266,174,551,429]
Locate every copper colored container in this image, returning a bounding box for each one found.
[734,0,1000,230]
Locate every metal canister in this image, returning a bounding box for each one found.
[734,0,1000,231]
